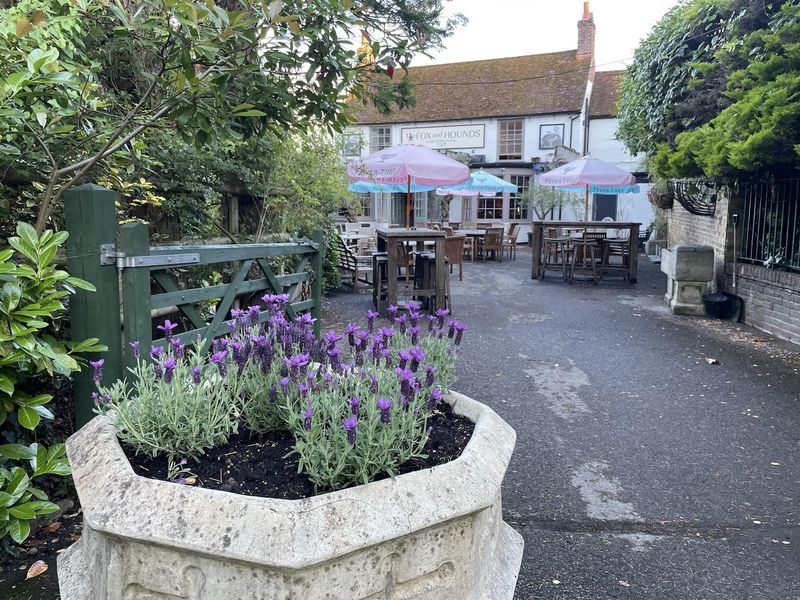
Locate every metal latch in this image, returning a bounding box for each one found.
[100,244,200,268]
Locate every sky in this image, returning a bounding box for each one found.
[411,0,683,71]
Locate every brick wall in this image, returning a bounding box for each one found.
[666,191,800,345]
[667,194,735,290]
[728,264,800,344]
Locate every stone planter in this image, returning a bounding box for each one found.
[58,391,523,599]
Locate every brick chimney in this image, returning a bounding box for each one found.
[577,1,596,59]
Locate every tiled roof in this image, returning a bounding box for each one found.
[354,50,591,125]
[589,70,624,117]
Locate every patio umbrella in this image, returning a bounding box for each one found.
[538,155,636,220]
[435,170,518,196]
[348,181,436,194]
[347,143,469,227]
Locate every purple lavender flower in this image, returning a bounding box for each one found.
[129,340,140,359]
[269,384,278,403]
[380,347,393,368]
[345,323,359,347]
[408,307,421,327]
[409,325,420,345]
[365,309,379,332]
[285,353,310,380]
[396,314,407,334]
[387,304,398,319]
[426,314,436,332]
[424,364,437,387]
[409,347,425,372]
[378,326,395,340]
[349,395,360,415]
[303,406,313,431]
[247,304,261,323]
[279,376,290,395]
[427,387,443,410]
[377,397,392,423]
[447,319,456,339]
[398,349,412,370]
[163,357,177,383]
[436,308,449,329]
[452,320,467,345]
[209,350,228,377]
[370,374,379,394]
[231,340,249,373]
[191,365,202,384]
[89,358,104,384]
[297,313,316,327]
[91,391,100,407]
[150,345,164,361]
[297,382,309,398]
[157,319,178,342]
[395,367,415,399]
[342,415,358,444]
[169,337,185,359]
[327,345,342,372]
[323,330,343,348]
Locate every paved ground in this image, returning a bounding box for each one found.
[324,246,800,600]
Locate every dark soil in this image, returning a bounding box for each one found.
[125,402,475,499]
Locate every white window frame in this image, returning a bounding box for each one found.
[498,119,524,160]
[370,126,392,153]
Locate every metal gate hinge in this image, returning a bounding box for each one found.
[100,244,200,268]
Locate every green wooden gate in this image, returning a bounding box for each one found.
[64,184,323,427]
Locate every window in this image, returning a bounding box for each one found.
[509,175,531,220]
[369,126,391,153]
[413,192,431,224]
[356,193,371,218]
[342,132,362,157]
[498,120,523,160]
[477,194,503,220]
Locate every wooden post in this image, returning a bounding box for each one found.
[119,223,152,372]
[64,184,121,428]
[311,229,324,336]
[629,223,640,284]
[530,222,543,279]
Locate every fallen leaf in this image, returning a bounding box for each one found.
[42,522,62,534]
[705,357,720,365]
[619,580,631,587]
[26,560,48,580]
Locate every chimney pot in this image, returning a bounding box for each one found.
[583,1,590,20]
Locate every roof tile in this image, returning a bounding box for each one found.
[589,70,624,117]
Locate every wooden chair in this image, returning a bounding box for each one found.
[542,227,571,280]
[445,236,466,281]
[602,231,632,280]
[335,234,372,293]
[502,223,519,260]
[482,227,504,262]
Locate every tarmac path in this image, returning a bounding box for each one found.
[324,246,800,600]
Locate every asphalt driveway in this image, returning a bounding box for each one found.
[324,246,800,600]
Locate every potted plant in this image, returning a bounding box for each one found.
[58,299,523,599]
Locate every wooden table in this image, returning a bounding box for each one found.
[457,229,485,260]
[376,228,447,314]
[530,221,640,283]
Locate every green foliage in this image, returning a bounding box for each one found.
[0,222,105,544]
[520,185,582,220]
[96,345,244,461]
[0,0,463,230]
[656,4,800,178]
[619,0,798,180]
[102,300,464,493]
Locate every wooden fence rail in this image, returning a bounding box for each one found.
[64,184,323,427]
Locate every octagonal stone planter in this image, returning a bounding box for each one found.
[58,391,523,599]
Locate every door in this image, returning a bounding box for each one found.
[593,194,618,221]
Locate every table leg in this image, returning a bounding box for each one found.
[629,224,639,284]
[531,224,543,279]
[386,240,398,316]
[434,237,447,311]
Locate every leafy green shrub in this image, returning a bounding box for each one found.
[0,222,105,544]
[99,297,466,493]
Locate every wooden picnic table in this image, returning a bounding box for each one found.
[376,228,447,315]
[530,221,640,283]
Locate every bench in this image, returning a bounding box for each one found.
[335,234,373,292]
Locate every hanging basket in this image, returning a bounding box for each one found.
[648,190,674,210]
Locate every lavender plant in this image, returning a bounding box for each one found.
[96,296,467,493]
[94,336,244,461]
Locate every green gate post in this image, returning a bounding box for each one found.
[64,184,122,428]
[311,229,324,336]
[119,222,152,373]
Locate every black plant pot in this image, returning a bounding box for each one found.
[702,293,734,319]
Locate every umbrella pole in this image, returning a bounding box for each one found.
[583,185,590,221]
[406,175,412,228]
